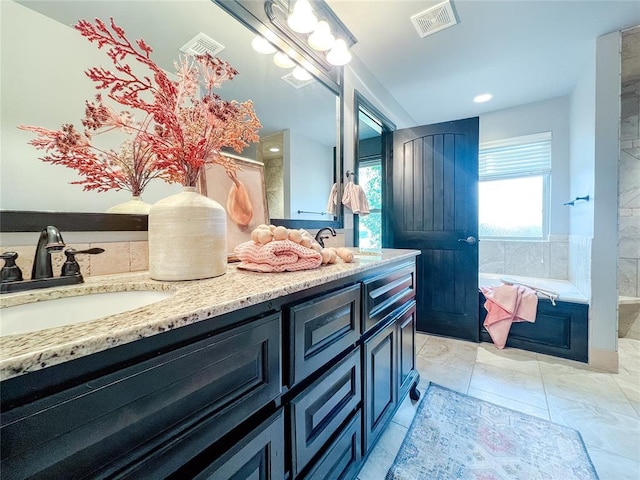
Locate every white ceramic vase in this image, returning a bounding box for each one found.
[106,196,152,214]
[148,187,227,281]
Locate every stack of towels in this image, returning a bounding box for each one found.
[234,225,353,273]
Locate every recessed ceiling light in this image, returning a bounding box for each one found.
[473,93,493,103]
[269,147,280,153]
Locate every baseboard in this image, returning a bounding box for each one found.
[588,347,618,373]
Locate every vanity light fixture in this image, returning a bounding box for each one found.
[308,20,335,51]
[473,93,493,103]
[292,65,312,81]
[269,147,281,153]
[326,39,352,66]
[287,0,318,34]
[274,51,296,68]
[251,35,277,54]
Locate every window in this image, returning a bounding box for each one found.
[479,132,551,239]
[358,159,382,248]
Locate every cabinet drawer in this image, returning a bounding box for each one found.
[289,347,361,478]
[362,262,415,333]
[303,410,362,480]
[191,409,284,480]
[0,314,281,480]
[287,284,361,387]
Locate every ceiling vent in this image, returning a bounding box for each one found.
[281,72,314,89]
[410,0,458,38]
[179,33,225,57]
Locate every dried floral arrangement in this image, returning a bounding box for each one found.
[19,18,261,194]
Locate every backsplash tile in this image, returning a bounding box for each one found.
[129,241,149,272]
[89,242,131,276]
[619,258,639,298]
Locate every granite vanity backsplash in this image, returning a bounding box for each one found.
[1,233,346,280]
[0,241,150,279]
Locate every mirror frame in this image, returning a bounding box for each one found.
[1,0,344,233]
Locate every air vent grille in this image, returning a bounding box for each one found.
[410,0,458,38]
[281,72,314,89]
[179,33,225,57]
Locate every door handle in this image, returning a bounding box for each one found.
[458,236,477,245]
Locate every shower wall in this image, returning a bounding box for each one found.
[619,26,640,340]
[619,26,640,300]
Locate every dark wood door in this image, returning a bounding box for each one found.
[386,117,479,341]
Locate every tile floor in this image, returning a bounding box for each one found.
[357,334,640,480]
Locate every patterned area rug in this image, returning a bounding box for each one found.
[387,383,599,480]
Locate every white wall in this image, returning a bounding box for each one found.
[480,96,571,236]
[568,31,621,371]
[0,2,180,212]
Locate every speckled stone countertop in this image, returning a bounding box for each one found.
[0,248,418,381]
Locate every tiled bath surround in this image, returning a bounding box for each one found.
[479,235,570,280]
[619,26,640,300]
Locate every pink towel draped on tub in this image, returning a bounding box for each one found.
[234,239,322,272]
[480,284,538,349]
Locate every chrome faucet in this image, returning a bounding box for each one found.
[31,225,65,279]
[314,227,336,248]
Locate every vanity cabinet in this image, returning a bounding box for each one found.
[361,262,419,453]
[0,253,419,480]
[0,313,282,479]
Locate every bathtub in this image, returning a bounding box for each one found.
[478,273,589,362]
[479,273,588,304]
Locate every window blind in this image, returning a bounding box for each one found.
[479,132,551,180]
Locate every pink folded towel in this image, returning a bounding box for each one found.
[234,239,322,272]
[480,284,538,349]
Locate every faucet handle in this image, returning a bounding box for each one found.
[61,248,105,277]
[1,252,24,282]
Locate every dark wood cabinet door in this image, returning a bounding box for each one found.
[289,348,361,478]
[361,261,415,334]
[303,410,362,480]
[397,301,418,400]
[0,314,281,480]
[362,318,397,453]
[287,284,361,388]
[191,410,285,480]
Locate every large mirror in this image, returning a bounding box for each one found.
[1,0,342,230]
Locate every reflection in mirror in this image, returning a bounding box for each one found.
[1,0,341,228]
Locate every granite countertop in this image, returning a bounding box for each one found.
[0,248,419,381]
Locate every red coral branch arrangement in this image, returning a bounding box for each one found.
[19,17,261,193]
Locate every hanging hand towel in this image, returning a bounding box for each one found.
[342,180,370,216]
[325,182,338,216]
[480,284,538,349]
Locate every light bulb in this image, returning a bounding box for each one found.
[293,66,312,81]
[251,35,276,54]
[274,51,295,68]
[308,21,335,51]
[326,39,351,66]
[287,0,317,34]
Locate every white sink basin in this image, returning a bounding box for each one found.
[0,290,173,337]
